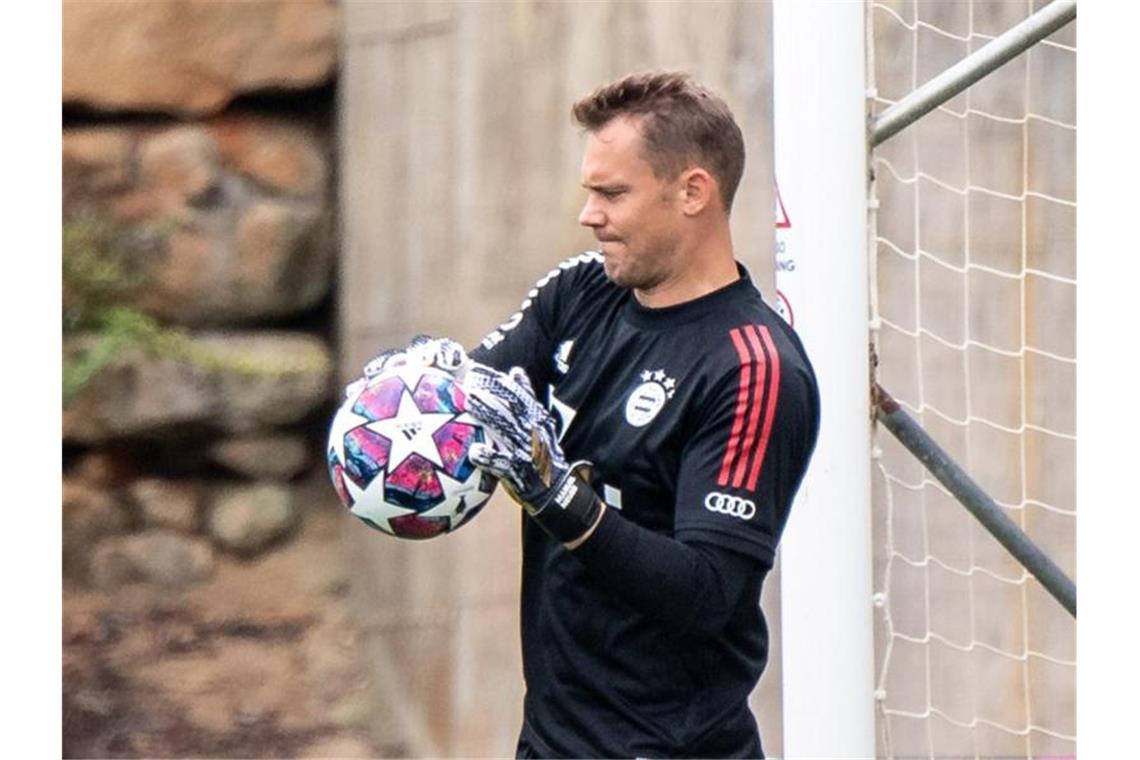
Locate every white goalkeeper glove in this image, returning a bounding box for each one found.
[344,335,469,398]
[463,363,603,546]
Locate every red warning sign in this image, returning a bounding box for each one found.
[775,181,791,229]
[775,288,794,327]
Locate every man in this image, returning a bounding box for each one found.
[363,71,819,758]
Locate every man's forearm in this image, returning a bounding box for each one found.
[570,507,763,638]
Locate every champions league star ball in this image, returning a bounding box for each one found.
[327,365,497,539]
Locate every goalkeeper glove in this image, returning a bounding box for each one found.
[344,335,469,398]
[464,363,603,546]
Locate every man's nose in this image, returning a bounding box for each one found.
[578,198,604,228]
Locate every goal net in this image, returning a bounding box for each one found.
[867,1,1076,757]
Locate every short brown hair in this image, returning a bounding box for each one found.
[572,70,746,212]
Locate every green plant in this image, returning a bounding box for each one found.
[62,212,329,406]
[62,213,183,405]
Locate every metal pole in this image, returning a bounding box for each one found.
[870,0,1076,146]
[874,385,1077,618]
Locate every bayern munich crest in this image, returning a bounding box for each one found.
[624,369,677,427]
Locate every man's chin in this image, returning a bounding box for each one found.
[601,256,627,287]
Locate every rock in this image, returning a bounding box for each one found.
[137,126,222,210]
[208,434,312,480]
[196,332,334,432]
[63,479,130,581]
[62,335,220,443]
[70,449,137,488]
[91,531,215,589]
[138,193,332,325]
[140,197,333,325]
[129,478,201,533]
[63,0,337,117]
[62,128,134,200]
[136,228,223,321]
[63,118,334,326]
[208,483,298,555]
[211,116,329,196]
[235,199,330,313]
[63,331,333,444]
[62,610,102,646]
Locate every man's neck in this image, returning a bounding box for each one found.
[633,226,739,308]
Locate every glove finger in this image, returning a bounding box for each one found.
[498,367,549,423]
[435,338,469,372]
[466,373,529,426]
[468,442,515,481]
[508,366,536,396]
[475,370,538,426]
[470,442,535,498]
[463,362,500,391]
[453,357,489,385]
[537,415,568,469]
[363,348,403,378]
[466,391,532,451]
[404,341,437,367]
[402,336,466,373]
[463,365,511,407]
[463,364,550,452]
[468,441,497,468]
[403,334,442,368]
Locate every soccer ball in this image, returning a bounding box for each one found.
[327,364,497,539]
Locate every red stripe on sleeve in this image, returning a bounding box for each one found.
[717,328,753,486]
[732,325,768,488]
[746,326,782,491]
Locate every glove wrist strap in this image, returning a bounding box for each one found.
[530,463,603,545]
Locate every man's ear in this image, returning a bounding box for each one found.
[679,167,716,216]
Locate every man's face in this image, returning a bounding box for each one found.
[578,116,686,292]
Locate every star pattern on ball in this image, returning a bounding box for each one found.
[328,364,500,540]
[328,394,371,466]
[421,469,492,531]
[365,383,455,471]
[342,466,417,528]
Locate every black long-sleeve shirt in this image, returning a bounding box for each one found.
[471,252,819,758]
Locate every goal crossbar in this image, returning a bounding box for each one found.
[870,0,1076,147]
[874,384,1077,618]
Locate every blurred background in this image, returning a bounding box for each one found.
[61,1,1076,758]
[61,1,774,757]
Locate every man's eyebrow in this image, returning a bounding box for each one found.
[581,182,630,192]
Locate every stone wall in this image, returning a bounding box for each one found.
[63,0,338,589]
[61,2,382,756]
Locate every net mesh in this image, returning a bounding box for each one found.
[867,1,1076,757]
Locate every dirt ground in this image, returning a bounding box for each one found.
[62,477,397,759]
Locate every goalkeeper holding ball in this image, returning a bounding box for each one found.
[359,71,819,759]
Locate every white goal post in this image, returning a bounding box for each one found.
[772,2,877,757]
